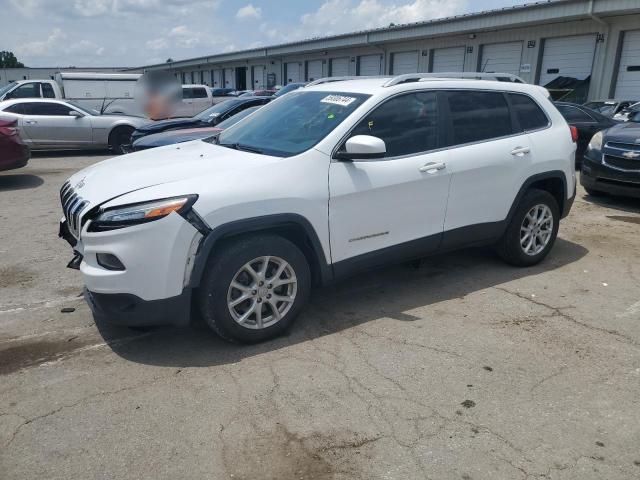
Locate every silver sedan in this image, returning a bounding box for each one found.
[0,98,148,154]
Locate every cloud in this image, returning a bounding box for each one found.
[9,0,220,18]
[16,28,105,60]
[236,3,261,21]
[299,0,467,37]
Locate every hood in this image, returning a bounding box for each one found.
[605,121,640,143]
[135,127,221,149]
[66,140,280,208]
[136,117,203,133]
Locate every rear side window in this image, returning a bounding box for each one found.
[445,90,512,145]
[556,105,595,123]
[509,93,549,131]
[182,88,193,99]
[42,83,56,98]
[351,91,440,157]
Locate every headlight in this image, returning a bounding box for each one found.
[88,195,197,232]
[588,131,603,152]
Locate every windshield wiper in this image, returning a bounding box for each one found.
[218,142,264,154]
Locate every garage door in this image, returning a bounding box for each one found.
[285,62,301,84]
[358,54,382,76]
[307,60,323,81]
[614,30,640,99]
[252,65,266,89]
[538,34,596,86]
[480,42,523,76]
[224,68,235,89]
[211,69,223,87]
[330,57,350,76]
[391,51,419,75]
[432,46,466,72]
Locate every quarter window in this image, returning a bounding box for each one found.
[556,105,595,123]
[41,83,56,98]
[191,88,208,99]
[445,90,512,145]
[509,93,549,131]
[351,91,440,157]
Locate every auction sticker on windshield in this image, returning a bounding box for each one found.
[321,95,357,106]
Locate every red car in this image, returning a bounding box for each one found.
[0,117,30,171]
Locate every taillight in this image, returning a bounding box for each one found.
[0,126,17,136]
[569,125,578,143]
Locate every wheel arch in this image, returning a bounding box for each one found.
[189,214,332,288]
[508,171,569,223]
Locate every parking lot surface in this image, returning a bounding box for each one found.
[1,153,640,480]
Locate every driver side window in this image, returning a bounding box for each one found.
[350,91,440,158]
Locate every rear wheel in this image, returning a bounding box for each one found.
[109,126,134,154]
[197,234,311,343]
[496,189,559,267]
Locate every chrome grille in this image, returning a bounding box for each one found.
[60,181,89,238]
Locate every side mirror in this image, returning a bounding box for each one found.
[334,135,386,161]
[68,110,83,118]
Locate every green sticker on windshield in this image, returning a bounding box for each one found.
[327,113,335,119]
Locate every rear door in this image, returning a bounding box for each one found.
[176,87,195,117]
[441,90,531,245]
[20,102,93,148]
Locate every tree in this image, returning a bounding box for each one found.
[166,58,174,63]
[0,51,25,68]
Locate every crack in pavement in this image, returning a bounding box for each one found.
[494,287,640,349]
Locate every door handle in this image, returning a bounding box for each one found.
[510,146,530,156]
[25,120,38,125]
[419,162,446,173]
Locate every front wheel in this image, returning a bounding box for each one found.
[496,189,560,267]
[108,126,134,154]
[197,234,311,343]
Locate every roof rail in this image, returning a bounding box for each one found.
[305,76,387,87]
[383,72,526,87]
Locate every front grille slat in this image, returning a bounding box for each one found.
[59,182,89,239]
[604,155,640,172]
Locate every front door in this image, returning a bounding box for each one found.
[329,91,450,273]
[19,102,93,148]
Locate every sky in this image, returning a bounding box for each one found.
[1,0,528,68]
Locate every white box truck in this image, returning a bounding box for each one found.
[0,73,143,115]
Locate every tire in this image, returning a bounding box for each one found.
[496,188,560,267]
[109,126,134,155]
[197,234,311,343]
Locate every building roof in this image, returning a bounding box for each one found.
[131,0,640,71]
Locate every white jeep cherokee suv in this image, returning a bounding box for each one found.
[60,75,576,343]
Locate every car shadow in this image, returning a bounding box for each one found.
[583,192,640,214]
[97,237,588,367]
[0,174,44,191]
[31,149,112,158]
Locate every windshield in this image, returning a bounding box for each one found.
[273,83,304,98]
[0,82,17,98]
[584,102,616,116]
[216,106,260,129]
[66,101,99,116]
[196,100,239,121]
[217,90,370,157]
